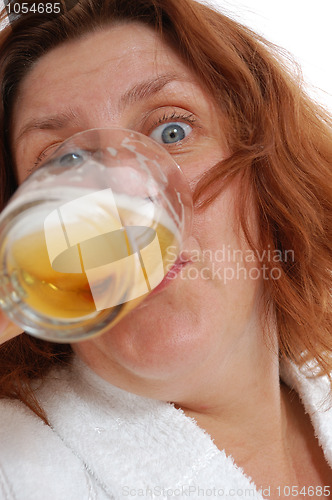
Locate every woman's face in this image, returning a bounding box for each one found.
[12,23,268,404]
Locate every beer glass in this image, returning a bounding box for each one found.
[0,128,192,342]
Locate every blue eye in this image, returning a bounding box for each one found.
[59,151,85,166]
[150,122,192,145]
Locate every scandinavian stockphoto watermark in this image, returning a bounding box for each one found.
[43,186,295,312]
[164,244,295,284]
[122,485,331,498]
[122,485,258,498]
[44,188,165,311]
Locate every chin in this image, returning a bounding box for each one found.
[81,288,211,381]
[98,314,192,376]
[73,273,225,386]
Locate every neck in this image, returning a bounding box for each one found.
[173,359,329,491]
[175,351,284,458]
[170,331,296,487]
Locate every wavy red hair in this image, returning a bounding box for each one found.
[0,0,331,422]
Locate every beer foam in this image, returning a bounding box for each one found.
[4,186,180,243]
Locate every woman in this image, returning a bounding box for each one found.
[0,0,331,498]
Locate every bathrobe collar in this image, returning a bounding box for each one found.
[35,355,332,499]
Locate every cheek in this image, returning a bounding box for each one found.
[174,138,227,189]
[188,180,263,314]
[192,179,239,255]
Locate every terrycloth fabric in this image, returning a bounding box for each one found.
[0,356,331,500]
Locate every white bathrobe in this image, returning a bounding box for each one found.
[0,356,331,500]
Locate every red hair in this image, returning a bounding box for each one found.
[0,0,331,422]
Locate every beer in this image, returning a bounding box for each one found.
[6,200,179,324]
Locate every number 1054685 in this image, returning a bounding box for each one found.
[6,3,61,15]
[276,485,330,497]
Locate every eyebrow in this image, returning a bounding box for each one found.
[119,73,179,110]
[16,108,80,142]
[16,73,182,143]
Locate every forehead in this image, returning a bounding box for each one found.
[13,23,197,124]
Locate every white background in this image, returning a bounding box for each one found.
[0,0,331,109]
[201,0,331,110]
